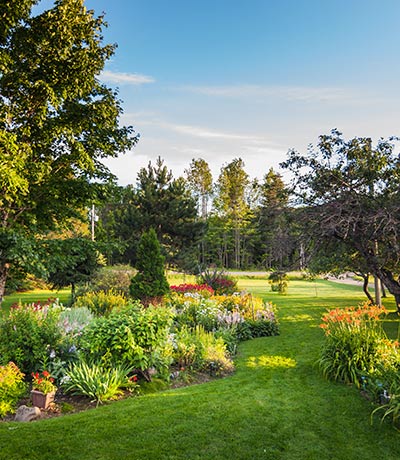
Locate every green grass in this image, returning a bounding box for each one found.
[1,279,400,459]
[1,288,71,314]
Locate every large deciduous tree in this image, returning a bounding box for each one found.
[281,129,400,309]
[0,0,137,301]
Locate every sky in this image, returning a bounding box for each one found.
[38,0,400,185]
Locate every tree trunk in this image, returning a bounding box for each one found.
[373,268,400,312]
[0,262,10,304]
[360,273,374,304]
[381,281,387,298]
[201,194,208,220]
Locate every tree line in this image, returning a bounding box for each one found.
[94,156,297,274]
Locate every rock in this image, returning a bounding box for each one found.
[14,405,41,422]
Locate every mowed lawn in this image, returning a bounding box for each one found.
[1,279,400,460]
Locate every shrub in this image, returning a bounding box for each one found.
[318,303,388,387]
[0,362,26,417]
[172,326,201,369]
[80,305,173,380]
[243,319,280,338]
[214,328,238,356]
[63,361,132,406]
[268,271,288,294]
[74,290,128,316]
[0,299,63,375]
[172,326,234,376]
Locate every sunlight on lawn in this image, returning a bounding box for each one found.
[281,314,315,322]
[246,355,297,369]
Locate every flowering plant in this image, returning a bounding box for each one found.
[31,370,57,394]
[170,283,215,296]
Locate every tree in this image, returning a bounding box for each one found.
[97,158,205,271]
[185,158,213,219]
[214,158,250,268]
[184,158,213,265]
[129,228,169,305]
[307,238,375,303]
[0,1,137,301]
[46,237,103,301]
[281,129,400,309]
[254,168,294,269]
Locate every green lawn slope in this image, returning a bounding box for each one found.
[0,279,399,460]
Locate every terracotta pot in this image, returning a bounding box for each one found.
[31,390,55,409]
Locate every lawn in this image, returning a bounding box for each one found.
[0,279,399,460]
[1,288,71,314]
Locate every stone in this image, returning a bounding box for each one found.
[14,405,41,422]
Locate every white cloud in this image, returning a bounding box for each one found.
[182,84,352,102]
[166,122,261,141]
[100,70,155,85]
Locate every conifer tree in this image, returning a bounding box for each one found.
[130,228,169,305]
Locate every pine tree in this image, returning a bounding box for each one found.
[129,228,169,305]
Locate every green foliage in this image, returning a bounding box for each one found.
[185,158,213,219]
[78,265,136,297]
[0,0,137,301]
[281,129,400,308]
[237,319,280,339]
[79,305,173,379]
[173,326,234,376]
[318,303,389,387]
[371,370,400,425]
[172,297,222,332]
[74,290,128,317]
[268,271,289,294]
[130,228,169,303]
[0,362,27,417]
[0,300,63,375]
[63,361,131,406]
[45,238,104,300]
[96,158,204,271]
[0,229,46,302]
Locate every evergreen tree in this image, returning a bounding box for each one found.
[129,228,169,305]
[96,158,205,271]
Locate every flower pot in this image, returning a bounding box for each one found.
[31,390,56,409]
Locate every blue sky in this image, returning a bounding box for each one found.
[40,0,400,184]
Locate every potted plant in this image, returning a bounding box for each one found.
[31,370,57,409]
